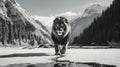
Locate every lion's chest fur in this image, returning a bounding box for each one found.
[51,22,70,44]
[51,32,70,44]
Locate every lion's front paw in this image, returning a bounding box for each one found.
[60,50,66,54]
[55,53,61,55]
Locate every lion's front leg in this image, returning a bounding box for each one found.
[60,45,66,54]
[54,43,62,55]
[60,42,69,54]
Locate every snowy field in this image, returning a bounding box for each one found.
[0,47,120,67]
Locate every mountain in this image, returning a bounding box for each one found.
[0,0,52,47]
[32,11,81,32]
[70,4,107,44]
[82,4,107,17]
[32,16,55,32]
[73,0,120,46]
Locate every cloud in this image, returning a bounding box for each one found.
[32,11,81,27]
[54,11,81,17]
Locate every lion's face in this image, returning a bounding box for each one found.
[54,22,66,36]
[52,17,68,37]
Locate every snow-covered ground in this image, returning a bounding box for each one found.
[0,48,120,67]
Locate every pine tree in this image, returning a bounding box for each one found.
[1,20,6,45]
[8,21,14,44]
[18,24,22,45]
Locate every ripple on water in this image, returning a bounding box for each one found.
[1,61,116,67]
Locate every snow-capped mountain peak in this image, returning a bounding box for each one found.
[82,4,107,17]
[70,4,108,44]
[0,0,7,16]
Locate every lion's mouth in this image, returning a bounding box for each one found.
[57,31,63,36]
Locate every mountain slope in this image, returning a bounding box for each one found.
[32,16,55,32]
[73,0,120,46]
[70,4,107,44]
[0,0,52,47]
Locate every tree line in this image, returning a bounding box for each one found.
[73,0,120,46]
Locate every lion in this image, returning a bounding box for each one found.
[51,16,71,55]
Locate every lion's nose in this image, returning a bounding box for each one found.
[60,28,64,31]
[57,31,63,36]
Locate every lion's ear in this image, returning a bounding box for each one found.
[64,18,68,24]
[53,17,59,23]
[53,19,56,23]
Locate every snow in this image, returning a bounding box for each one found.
[0,48,120,67]
[32,16,55,28]
[0,1,7,16]
[0,48,55,66]
[58,49,120,66]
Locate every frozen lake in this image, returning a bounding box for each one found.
[0,47,120,67]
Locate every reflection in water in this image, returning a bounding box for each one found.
[54,64,62,67]
[53,62,88,67]
[1,61,116,67]
[54,63,68,67]
[53,61,116,67]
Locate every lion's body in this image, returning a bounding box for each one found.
[51,16,71,55]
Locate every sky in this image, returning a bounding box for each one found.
[16,0,113,16]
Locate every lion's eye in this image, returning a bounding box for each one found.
[57,25,59,27]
